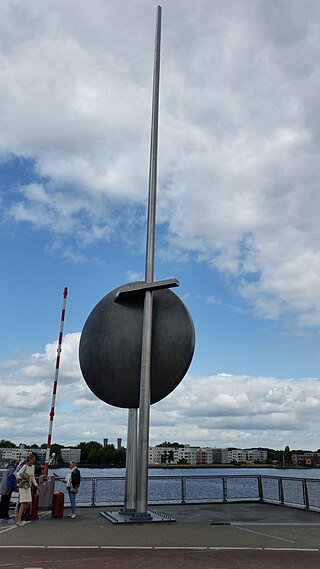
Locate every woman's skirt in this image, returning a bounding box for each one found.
[19,487,32,503]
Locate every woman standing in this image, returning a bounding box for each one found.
[63,460,81,519]
[15,454,39,527]
[0,459,19,520]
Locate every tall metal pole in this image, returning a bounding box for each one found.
[135,5,162,516]
[123,408,137,512]
[44,287,68,477]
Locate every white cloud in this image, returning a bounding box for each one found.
[126,270,144,282]
[1,336,320,450]
[1,1,320,327]
[150,372,320,449]
[0,333,128,445]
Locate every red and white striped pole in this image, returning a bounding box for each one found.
[44,287,68,477]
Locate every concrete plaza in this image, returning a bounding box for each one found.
[1,502,320,568]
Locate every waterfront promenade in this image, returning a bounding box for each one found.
[1,502,320,568]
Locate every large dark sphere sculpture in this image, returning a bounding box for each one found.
[79,282,195,408]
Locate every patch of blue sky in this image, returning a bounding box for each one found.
[0,154,42,187]
[1,154,319,382]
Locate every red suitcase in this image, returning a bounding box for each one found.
[51,492,64,518]
[30,493,39,520]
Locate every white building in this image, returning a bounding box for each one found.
[228,449,247,463]
[0,447,46,465]
[60,448,81,464]
[149,445,208,465]
[149,445,268,465]
[0,447,81,467]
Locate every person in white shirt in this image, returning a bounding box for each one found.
[15,454,39,527]
[62,460,81,519]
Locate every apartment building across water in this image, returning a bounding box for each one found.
[149,445,268,465]
[0,446,81,467]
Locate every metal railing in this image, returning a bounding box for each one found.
[51,474,320,511]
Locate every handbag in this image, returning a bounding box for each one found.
[17,478,30,489]
[17,470,31,489]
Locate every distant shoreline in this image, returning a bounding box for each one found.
[148,463,275,469]
[62,463,312,470]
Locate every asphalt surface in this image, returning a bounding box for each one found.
[1,502,320,568]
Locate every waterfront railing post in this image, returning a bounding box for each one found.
[222,476,227,503]
[181,477,186,504]
[92,477,96,506]
[258,475,263,502]
[278,477,284,505]
[302,479,310,510]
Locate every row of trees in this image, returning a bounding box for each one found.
[76,441,126,467]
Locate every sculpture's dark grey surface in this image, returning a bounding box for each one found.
[79,282,195,408]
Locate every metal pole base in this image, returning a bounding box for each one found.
[99,509,175,524]
[130,511,153,522]
[118,507,135,516]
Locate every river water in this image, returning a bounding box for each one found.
[49,467,320,508]
[49,466,320,479]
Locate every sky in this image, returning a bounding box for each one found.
[1,0,320,452]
